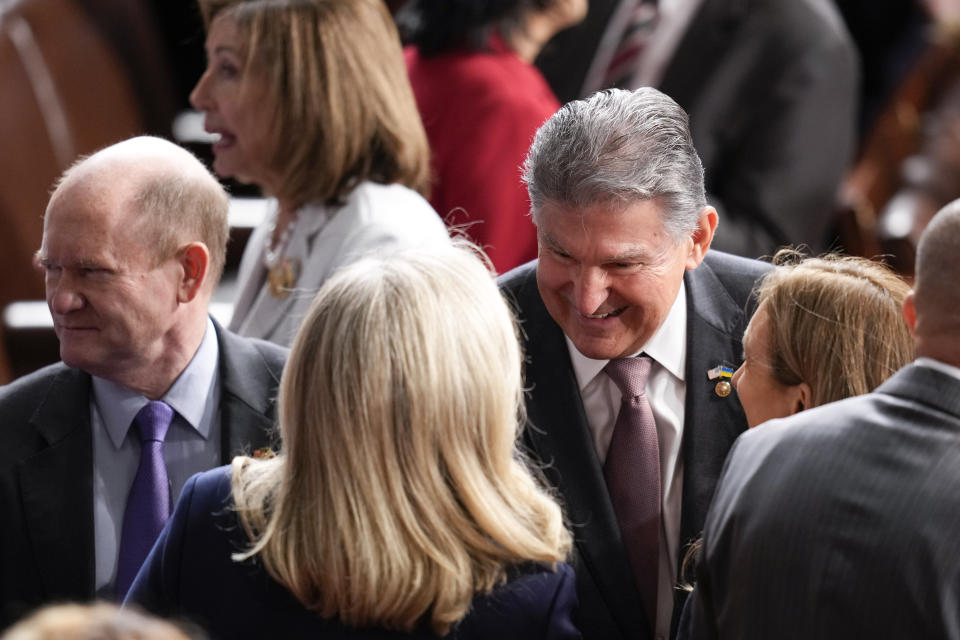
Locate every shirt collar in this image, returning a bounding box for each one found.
[92,317,220,448]
[567,280,687,391]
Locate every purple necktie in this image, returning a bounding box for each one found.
[604,356,660,630]
[115,401,174,599]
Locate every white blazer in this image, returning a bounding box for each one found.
[229,181,449,346]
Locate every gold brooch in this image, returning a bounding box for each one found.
[267,257,300,299]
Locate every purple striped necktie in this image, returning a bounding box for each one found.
[115,400,174,599]
[604,355,660,631]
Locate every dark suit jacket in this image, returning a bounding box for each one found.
[537,0,858,258]
[688,363,960,640]
[0,320,287,629]
[125,467,582,640]
[498,251,769,640]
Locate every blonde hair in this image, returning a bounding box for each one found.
[198,0,431,208]
[230,243,571,634]
[757,249,913,407]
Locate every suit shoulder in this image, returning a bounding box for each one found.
[704,250,770,279]
[0,362,78,416]
[0,363,86,460]
[243,336,288,375]
[702,250,770,300]
[217,324,288,376]
[459,562,579,638]
[497,260,539,299]
[182,465,234,514]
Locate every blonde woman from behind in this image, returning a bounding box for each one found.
[125,243,577,639]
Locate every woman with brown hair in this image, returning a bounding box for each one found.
[125,244,578,639]
[190,0,449,346]
[732,248,914,428]
[675,248,914,639]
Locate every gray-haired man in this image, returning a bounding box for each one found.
[500,87,768,640]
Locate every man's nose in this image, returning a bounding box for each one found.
[47,275,85,315]
[572,268,609,315]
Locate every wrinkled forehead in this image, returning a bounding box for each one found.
[537,198,674,248]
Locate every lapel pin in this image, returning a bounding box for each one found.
[707,364,734,397]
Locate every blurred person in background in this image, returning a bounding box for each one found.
[190,0,450,347]
[535,0,859,260]
[398,0,586,273]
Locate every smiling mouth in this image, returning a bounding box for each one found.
[583,307,626,319]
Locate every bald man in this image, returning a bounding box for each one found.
[0,137,287,629]
[686,200,960,639]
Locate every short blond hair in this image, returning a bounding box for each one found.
[48,137,229,287]
[757,249,913,407]
[230,243,571,634]
[198,0,431,208]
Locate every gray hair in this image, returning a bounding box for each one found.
[523,87,706,241]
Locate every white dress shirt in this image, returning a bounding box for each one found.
[567,281,687,640]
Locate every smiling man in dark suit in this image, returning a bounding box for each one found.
[0,136,287,629]
[499,87,768,640]
[687,200,960,639]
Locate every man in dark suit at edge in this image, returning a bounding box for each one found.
[688,199,960,639]
[0,136,287,628]
[499,87,769,640]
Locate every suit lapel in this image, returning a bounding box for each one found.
[215,322,281,461]
[19,368,95,599]
[510,266,650,637]
[679,261,750,550]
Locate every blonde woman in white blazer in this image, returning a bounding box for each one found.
[190,0,449,345]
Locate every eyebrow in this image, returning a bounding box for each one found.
[540,231,653,263]
[206,44,242,59]
[605,248,651,263]
[538,231,565,253]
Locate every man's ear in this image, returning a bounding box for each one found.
[903,290,917,334]
[177,242,210,303]
[686,206,718,269]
